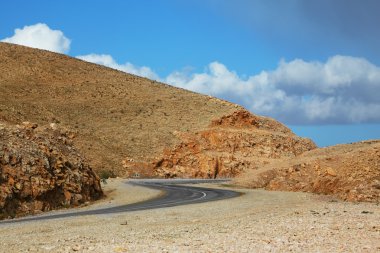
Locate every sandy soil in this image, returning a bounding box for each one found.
[0,179,379,252]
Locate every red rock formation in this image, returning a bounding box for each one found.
[210,109,291,134]
[122,110,316,178]
[0,122,103,219]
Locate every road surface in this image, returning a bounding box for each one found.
[0,179,240,224]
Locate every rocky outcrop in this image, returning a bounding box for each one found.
[0,121,103,219]
[210,109,292,134]
[234,140,380,202]
[122,110,316,178]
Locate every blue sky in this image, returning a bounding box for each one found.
[1,0,379,146]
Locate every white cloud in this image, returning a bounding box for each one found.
[76,54,159,80]
[164,56,380,124]
[1,23,70,53]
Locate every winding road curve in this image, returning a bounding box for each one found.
[0,179,240,224]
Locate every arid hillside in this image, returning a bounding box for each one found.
[234,140,380,202]
[0,43,316,177]
[0,42,241,175]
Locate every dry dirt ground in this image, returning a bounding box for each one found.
[0,179,379,253]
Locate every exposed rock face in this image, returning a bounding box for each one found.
[122,110,316,178]
[234,140,380,202]
[0,121,102,219]
[210,109,291,134]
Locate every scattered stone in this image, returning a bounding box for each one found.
[310,210,320,215]
[326,167,337,177]
[71,245,81,251]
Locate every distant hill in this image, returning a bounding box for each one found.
[0,42,315,177]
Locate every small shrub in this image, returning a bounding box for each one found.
[99,170,116,180]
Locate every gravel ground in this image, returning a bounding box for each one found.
[0,179,379,252]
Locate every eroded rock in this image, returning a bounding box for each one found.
[0,121,103,219]
[122,110,316,178]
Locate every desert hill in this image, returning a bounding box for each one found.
[0,42,240,175]
[0,42,315,177]
[234,140,380,202]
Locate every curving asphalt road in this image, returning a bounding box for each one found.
[0,179,240,224]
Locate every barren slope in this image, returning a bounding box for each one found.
[0,43,240,174]
[234,140,380,202]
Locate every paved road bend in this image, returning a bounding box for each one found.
[0,179,240,224]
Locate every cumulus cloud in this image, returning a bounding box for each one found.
[165,56,380,124]
[76,54,159,80]
[1,23,70,53]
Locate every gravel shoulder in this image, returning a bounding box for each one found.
[0,180,379,252]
